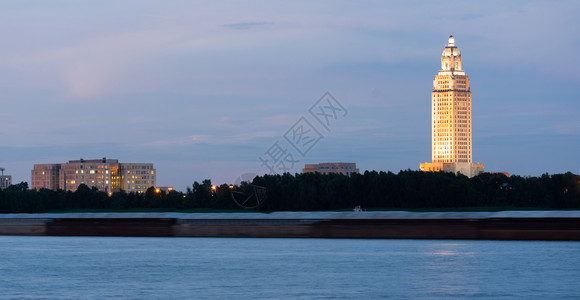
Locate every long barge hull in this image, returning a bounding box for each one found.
[1,217,579,240]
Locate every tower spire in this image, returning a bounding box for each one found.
[448,35,455,47]
[440,35,463,73]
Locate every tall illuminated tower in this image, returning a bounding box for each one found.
[420,36,484,177]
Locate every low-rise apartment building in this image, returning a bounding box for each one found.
[31,158,156,193]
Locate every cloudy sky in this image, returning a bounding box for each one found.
[1,1,579,190]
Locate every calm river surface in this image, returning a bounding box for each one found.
[1,236,579,299]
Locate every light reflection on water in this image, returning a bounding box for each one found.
[1,236,579,299]
[430,243,474,256]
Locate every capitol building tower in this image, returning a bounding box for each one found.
[420,36,484,177]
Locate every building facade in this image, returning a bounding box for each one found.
[0,168,11,189]
[0,176,11,189]
[303,162,359,176]
[120,163,157,193]
[30,164,60,190]
[31,158,156,193]
[420,36,484,177]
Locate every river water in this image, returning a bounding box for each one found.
[0,236,578,299]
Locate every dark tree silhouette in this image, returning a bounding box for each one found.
[0,171,578,213]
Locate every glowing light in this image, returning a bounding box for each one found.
[448,35,455,46]
[155,188,161,193]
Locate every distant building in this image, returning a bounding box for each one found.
[31,158,156,193]
[302,162,359,176]
[119,163,157,193]
[0,176,11,189]
[420,36,484,178]
[0,167,11,189]
[158,186,174,193]
[31,164,60,191]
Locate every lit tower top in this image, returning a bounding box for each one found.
[439,35,465,76]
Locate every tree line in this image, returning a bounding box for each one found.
[0,170,578,213]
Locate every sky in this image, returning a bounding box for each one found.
[1,0,579,190]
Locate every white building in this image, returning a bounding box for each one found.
[420,36,484,177]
